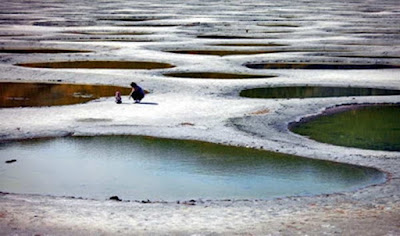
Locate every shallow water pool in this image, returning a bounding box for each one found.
[290,105,400,151]
[240,86,400,99]
[0,82,131,107]
[16,60,175,69]
[0,136,385,201]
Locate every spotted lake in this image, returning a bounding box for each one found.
[0,136,385,201]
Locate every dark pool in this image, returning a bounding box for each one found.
[245,62,400,69]
[163,72,274,79]
[0,136,385,201]
[164,49,289,56]
[0,49,90,54]
[0,82,131,107]
[290,104,400,151]
[240,86,400,99]
[16,61,175,69]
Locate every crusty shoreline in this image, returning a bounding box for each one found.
[1,96,399,235]
[1,0,400,234]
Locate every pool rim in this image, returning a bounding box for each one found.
[288,102,400,152]
[0,133,390,203]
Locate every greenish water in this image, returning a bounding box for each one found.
[0,136,385,201]
[290,105,400,151]
[240,86,400,99]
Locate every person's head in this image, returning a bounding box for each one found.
[130,82,137,88]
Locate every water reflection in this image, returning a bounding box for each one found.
[0,136,385,201]
[0,82,131,107]
[165,49,289,56]
[245,62,400,69]
[16,61,175,69]
[290,105,400,151]
[0,49,90,54]
[164,72,273,79]
[240,86,400,98]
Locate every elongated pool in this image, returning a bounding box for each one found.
[0,82,132,108]
[240,86,400,99]
[0,136,385,201]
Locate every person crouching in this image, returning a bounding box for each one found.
[128,82,145,103]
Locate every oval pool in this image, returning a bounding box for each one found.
[0,82,132,108]
[0,136,385,201]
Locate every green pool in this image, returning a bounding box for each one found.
[290,105,400,151]
[0,136,385,201]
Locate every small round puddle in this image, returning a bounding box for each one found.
[0,49,91,54]
[0,136,385,201]
[240,86,400,99]
[245,63,400,69]
[164,72,274,79]
[16,61,175,69]
[290,104,400,151]
[0,82,132,107]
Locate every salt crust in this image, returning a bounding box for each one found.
[0,0,400,234]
